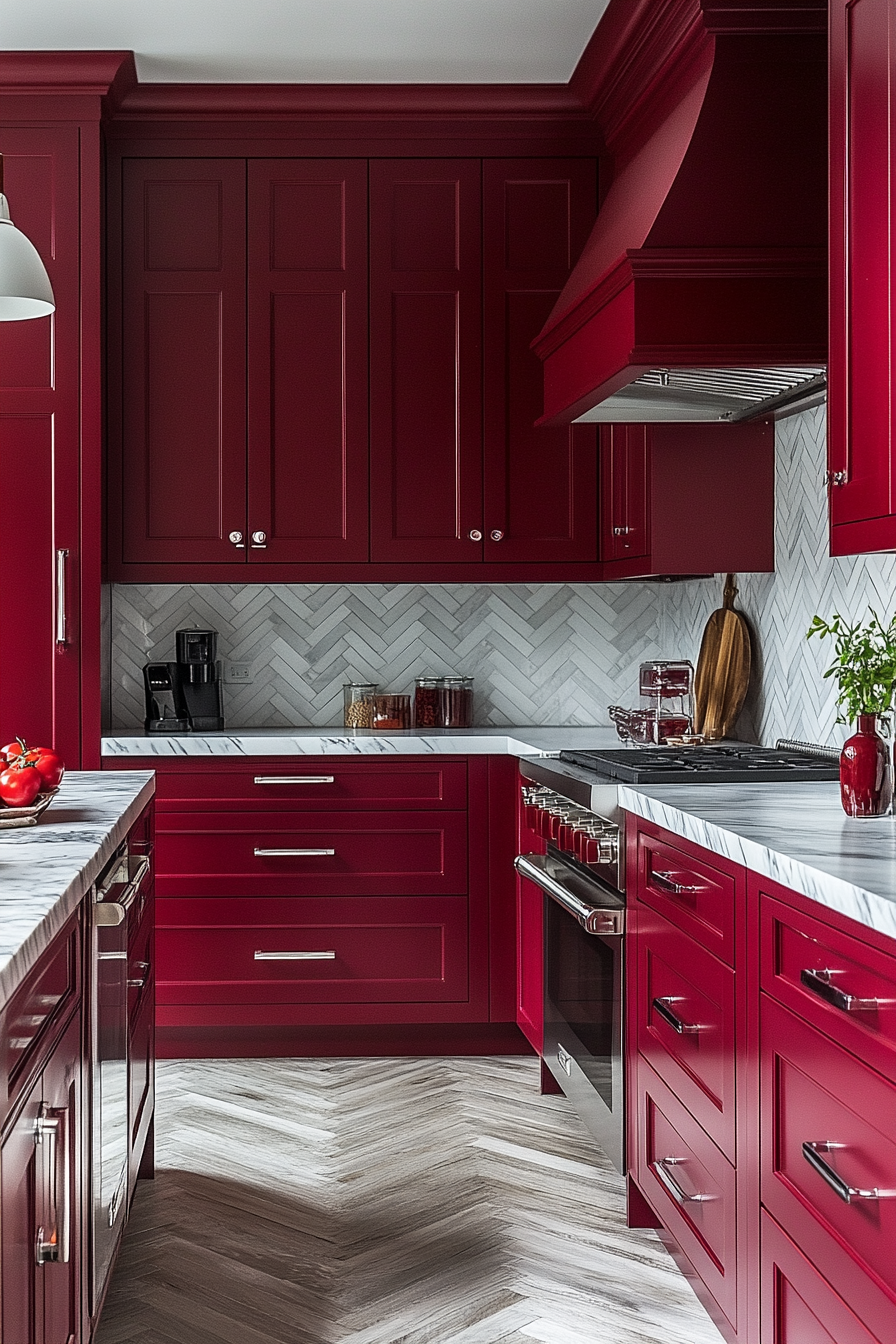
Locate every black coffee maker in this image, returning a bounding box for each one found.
[143,628,224,733]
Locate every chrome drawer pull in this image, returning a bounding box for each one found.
[34,1104,70,1264]
[254,776,335,785]
[652,996,703,1035]
[651,870,700,895]
[253,847,335,857]
[254,950,336,961]
[800,968,882,1014]
[801,1141,896,1203]
[653,1157,715,1205]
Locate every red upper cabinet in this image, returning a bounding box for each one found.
[369,159,483,563]
[247,160,368,563]
[0,127,82,763]
[119,159,248,564]
[600,421,776,579]
[828,0,896,555]
[482,160,598,563]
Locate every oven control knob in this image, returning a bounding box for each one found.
[556,821,575,850]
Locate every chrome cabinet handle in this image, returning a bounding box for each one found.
[253,847,335,857]
[652,996,703,1035]
[254,775,335,786]
[613,526,632,536]
[120,856,151,914]
[128,959,150,990]
[251,530,267,548]
[228,530,245,547]
[653,1157,714,1205]
[489,529,504,541]
[801,1141,896,1203]
[800,968,882,1014]
[34,1104,70,1264]
[468,529,483,541]
[55,548,69,646]
[651,869,700,896]
[94,903,127,927]
[254,950,336,961]
[824,471,847,487]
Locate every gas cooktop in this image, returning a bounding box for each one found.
[559,744,841,785]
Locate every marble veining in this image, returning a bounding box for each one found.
[0,771,155,1009]
[619,782,896,939]
[100,726,622,757]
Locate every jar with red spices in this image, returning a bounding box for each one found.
[414,677,443,728]
[413,676,474,729]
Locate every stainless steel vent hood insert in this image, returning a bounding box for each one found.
[573,366,827,423]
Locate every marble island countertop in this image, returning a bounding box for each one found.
[101,726,622,756]
[0,771,155,1010]
[620,781,896,940]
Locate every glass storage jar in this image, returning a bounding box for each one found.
[413,675,474,728]
[373,694,411,730]
[343,682,378,729]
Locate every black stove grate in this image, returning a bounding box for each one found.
[559,745,841,785]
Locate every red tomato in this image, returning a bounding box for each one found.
[0,739,26,759]
[0,762,42,807]
[30,748,64,790]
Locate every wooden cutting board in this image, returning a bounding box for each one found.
[692,574,752,740]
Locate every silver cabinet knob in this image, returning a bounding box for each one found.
[490,529,504,542]
[468,529,483,542]
[229,531,245,547]
[824,471,847,487]
[613,526,632,536]
[251,530,267,548]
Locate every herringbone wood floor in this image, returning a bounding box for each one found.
[95,1057,724,1344]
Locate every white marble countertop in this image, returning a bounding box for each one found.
[101,726,622,757]
[0,771,156,1011]
[620,782,896,941]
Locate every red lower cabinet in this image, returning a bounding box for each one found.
[761,1212,884,1344]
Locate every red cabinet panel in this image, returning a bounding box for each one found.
[155,809,468,896]
[761,995,896,1333]
[141,757,468,811]
[120,158,248,563]
[369,160,483,562]
[247,160,368,562]
[601,425,649,564]
[636,827,737,966]
[516,875,543,1052]
[0,128,82,763]
[637,905,736,1162]
[156,895,468,1005]
[635,1057,738,1331]
[761,890,896,1082]
[828,0,896,554]
[761,1212,887,1344]
[482,160,598,563]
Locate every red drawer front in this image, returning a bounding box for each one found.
[635,1057,737,1329]
[761,995,896,1312]
[156,895,468,1004]
[761,1211,891,1344]
[3,917,79,1105]
[128,759,467,810]
[155,810,468,896]
[761,892,896,1081]
[637,905,736,1162]
[637,831,735,965]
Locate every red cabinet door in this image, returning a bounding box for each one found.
[120,158,248,564]
[829,0,896,554]
[600,425,650,564]
[0,128,82,763]
[482,160,598,562]
[1,1074,41,1344]
[247,160,369,562]
[369,159,483,563]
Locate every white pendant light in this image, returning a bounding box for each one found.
[0,154,55,322]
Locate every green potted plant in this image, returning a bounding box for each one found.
[806,610,896,816]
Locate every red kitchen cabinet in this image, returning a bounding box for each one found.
[600,420,776,579]
[515,785,546,1053]
[761,1212,885,1344]
[247,160,369,563]
[117,157,368,567]
[482,160,598,563]
[0,127,82,764]
[119,158,248,565]
[828,0,896,555]
[369,159,483,563]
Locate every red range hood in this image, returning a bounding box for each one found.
[533,0,828,425]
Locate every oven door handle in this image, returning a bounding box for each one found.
[514,854,624,936]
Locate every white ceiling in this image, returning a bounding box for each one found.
[3,0,611,84]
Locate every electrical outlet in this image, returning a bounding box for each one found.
[224,661,253,684]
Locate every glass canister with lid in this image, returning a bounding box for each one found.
[413,675,474,729]
[343,682,378,729]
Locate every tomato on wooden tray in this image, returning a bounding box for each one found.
[0,740,64,789]
[0,762,42,807]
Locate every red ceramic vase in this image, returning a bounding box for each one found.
[839,713,894,817]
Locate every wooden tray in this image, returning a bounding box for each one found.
[0,789,58,830]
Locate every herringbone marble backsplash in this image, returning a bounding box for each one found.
[108,403,896,740]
